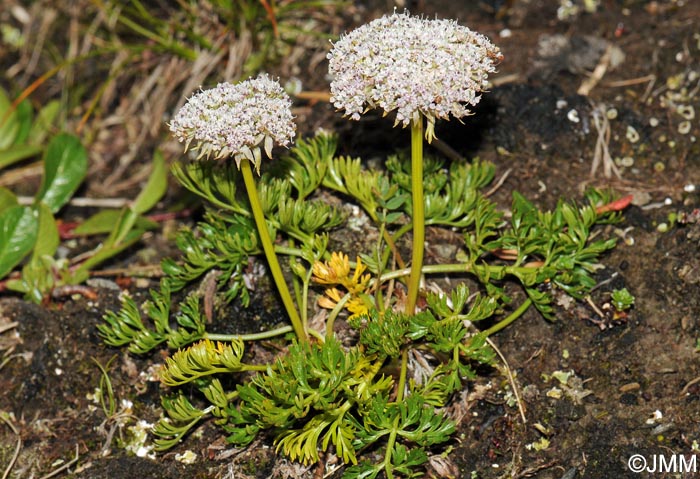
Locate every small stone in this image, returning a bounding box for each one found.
[678,105,695,120]
[567,109,580,123]
[619,382,640,393]
[678,121,691,135]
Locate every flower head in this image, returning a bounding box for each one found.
[312,252,370,294]
[327,11,502,141]
[169,74,295,172]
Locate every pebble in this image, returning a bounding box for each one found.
[619,382,640,392]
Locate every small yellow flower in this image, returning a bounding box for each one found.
[313,251,374,318]
[312,252,351,285]
[317,287,344,310]
[317,288,369,319]
[312,251,371,292]
[346,296,370,318]
[347,257,371,294]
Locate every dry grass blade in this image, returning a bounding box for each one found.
[0,413,21,479]
[38,444,80,479]
[589,103,621,179]
[4,0,343,198]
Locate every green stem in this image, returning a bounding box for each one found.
[240,158,307,342]
[406,116,425,314]
[205,325,293,342]
[383,416,399,479]
[383,349,409,479]
[374,221,387,311]
[301,267,313,334]
[384,222,413,265]
[396,349,408,402]
[378,262,543,283]
[325,292,351,340]
[482,298,533,337]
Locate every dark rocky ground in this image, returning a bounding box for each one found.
[1,0,699,478]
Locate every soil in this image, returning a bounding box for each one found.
[2,1,700,478]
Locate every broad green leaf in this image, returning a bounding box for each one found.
[36,133,87,213]
[0,144,43,170]
[132,150,167,214]
[0,205,38,278]
[0,187,18,214]
[73,209,158,236]
[28,100,60,145]
[0,88,19,150]
[32,202,59,259]
[13,100,33,146]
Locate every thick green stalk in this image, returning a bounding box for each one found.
[240,158,307,342]
[406,116,425,314]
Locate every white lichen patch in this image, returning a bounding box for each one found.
[175,450,198,464]
[122,419,155,459]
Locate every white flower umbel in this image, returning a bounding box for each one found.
[169,74,295,173]
[328,10,501,142]
[328,11,501,316]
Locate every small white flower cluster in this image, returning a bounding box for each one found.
[169,74,295,171]
[328,11,501,140]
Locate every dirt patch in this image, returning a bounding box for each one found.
[1,1,700,478]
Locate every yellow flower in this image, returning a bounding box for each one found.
[317,288,370,319]
[312,252,351,285]
[314,251,374,318]
[346,296,370,319]
[347,257,371,294]
[317,287,344,310]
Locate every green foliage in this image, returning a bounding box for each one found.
[488,191,618,318]
[35,133,88,213]
[0,131,87,298]
[0,87,47,170]
[2,146,166,300]
[611,288,635,311]
[386,154,497,227]
[0,86,167,300]
[100,131,624,477]
[99,283,209,354]
[161,339,246,386]
[0,206,39,279]
[153,392,214,451]
[161,212,258,303]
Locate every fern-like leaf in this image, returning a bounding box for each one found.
[160,338,246,386]
[153,392,212,451]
